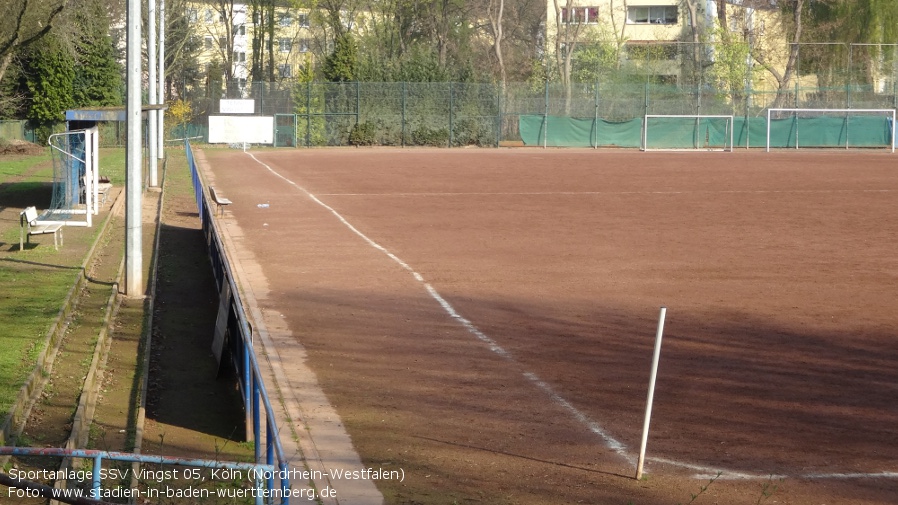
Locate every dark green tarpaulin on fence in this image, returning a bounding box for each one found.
[519,115,642,148]
[520,114,893,149]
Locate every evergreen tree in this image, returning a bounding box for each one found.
[23,33,74,128]
[323,33,357,82]
[71,0,122,107]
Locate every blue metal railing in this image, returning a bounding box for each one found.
[0,447,275,503]
[184,140,291,503]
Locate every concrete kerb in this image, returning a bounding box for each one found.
[196,148,385,505]
[53,204,131,501]
[130,159,166,484]
[0,189,126,460]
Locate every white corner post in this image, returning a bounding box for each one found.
[635,306,667,480]
[148,0,159,188]
[125,0,143,297]
[158,0,166,160]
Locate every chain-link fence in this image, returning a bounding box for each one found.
[169,43,898,148]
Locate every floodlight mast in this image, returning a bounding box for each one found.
[158,0,166,161]
[148,0,158,188]
[126,0,143,297]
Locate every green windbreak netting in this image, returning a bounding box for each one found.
[520,114,893,149]
[732,117,769,148]
[765,115,892,148]
[645,117,732,149]
[519,115,642,147]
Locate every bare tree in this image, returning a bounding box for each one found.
[486,0,506,88]
[0,0,66,85]
[753,0,805,108]
[680,0,704,83]
[200,0,238,92]
[552,0,586,112]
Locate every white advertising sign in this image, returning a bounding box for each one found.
[219,99,255,114]
[208,116,274,144]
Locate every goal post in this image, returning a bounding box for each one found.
[766,108,896,152]
[643,115,735,152]
[45,126,100,227]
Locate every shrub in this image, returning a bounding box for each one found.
[411,125,449,147]
[349,122,378,146]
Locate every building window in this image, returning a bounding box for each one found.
[234,51,246,63]
[561,6,599,24]
[278,38,292,53]
[627,6,678,25]
[278,13,292,26]
[204,36,214,50]
[298,38,310,53]
[234,24,246,36]
[187,8,198,23]
[298,13,310,28]
[278,64,293,78]
[219,36,227,48]
[204,9,214,24]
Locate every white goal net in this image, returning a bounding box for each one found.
[766,108,896,152]
[46,126,100,227]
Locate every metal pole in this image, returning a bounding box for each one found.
[495,84,502,148]
[306,82,311,147]
[635,306,667,480]
[253,376,261,462]
[543,80,548,149]
[91,454,102,498]
[795,82,800,149]
[643,82,649,150]
[401,81,406,147]
[245,340,252,442]
[125,0,143,297]
[593,81,599,149]
[847,43,852,109]
[148,0,158,188]
[892,111,895,153]
[158,0,166,160]
[449,82,454,147]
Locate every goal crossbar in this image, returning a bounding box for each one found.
[643,115,735,152]
[766,108,896,152]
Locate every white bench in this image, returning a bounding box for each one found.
[97,182,113,205]
[20,206,64,251]
[209,186,232,217]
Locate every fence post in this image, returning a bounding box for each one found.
[401,82,407,147]
[245,341,253,441]
[449,82,454,147]
[543,80,549,149]
[265,421,274,505]
[253,374,261,462]
[356,81,361,129]
[593,81,599,149]
[643,82,649,150]
[92,454,103,498]
[644,80,650,117]
[306,82,312,147]
[495,84,502,148]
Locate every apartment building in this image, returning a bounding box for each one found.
[186,1,316,93]
[547,0,786,86]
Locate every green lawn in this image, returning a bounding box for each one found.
[0,152,51,178]
[0,148,125,420]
